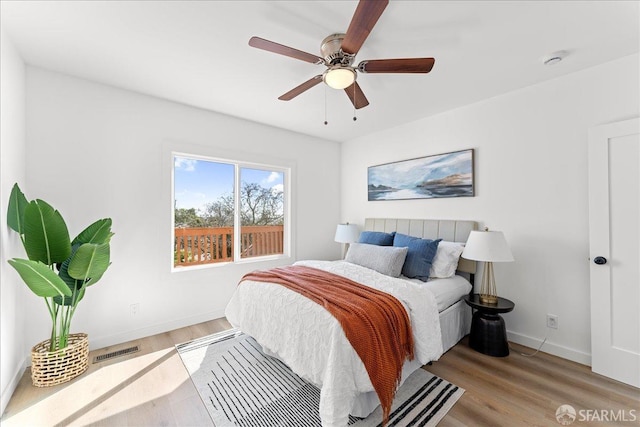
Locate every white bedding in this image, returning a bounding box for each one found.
[403,274,473,312]
[224,260,443,427]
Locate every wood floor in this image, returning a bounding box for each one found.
[2,318,638,426]
[427,340,639,426]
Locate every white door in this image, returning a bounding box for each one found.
[588,117,639,387]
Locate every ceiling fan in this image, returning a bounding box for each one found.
[249,0,435,110]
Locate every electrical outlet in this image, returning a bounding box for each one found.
[131,303,140,316]
[547,314,558,329]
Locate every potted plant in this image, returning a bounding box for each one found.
[6,183,113,386]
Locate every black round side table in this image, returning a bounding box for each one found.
[463,294,515,357]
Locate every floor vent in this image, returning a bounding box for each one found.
[93,346,139,363]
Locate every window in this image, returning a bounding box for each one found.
[173,154,288,269]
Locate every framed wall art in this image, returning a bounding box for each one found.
[368,149,474,201]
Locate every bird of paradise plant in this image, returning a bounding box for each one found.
[6,183,113,351]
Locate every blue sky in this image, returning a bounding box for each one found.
[174,156,284,211]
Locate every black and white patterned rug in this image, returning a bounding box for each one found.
[177,328,463,427]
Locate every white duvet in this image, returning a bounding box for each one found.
[224,260,443,427]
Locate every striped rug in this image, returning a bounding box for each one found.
[177,328,464,427]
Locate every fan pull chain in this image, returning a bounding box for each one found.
[353,83,357,122]
[324,85,328,125]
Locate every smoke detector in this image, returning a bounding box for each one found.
[542,50,568,66]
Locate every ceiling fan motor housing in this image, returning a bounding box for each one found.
[321,33,353,66]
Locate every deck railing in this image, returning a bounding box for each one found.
[174,225,284,267]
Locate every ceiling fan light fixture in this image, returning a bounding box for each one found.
[323,67,356,90]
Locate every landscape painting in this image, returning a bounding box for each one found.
[368,149,474,201]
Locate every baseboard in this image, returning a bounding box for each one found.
[82,309,227,353]
[1,357,27,416]
[507,330,592,366]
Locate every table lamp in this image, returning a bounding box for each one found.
[334,223,359,259]
[462,228,514,304]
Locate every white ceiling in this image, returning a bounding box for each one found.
[1,1,638,143]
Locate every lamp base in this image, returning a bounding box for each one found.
[479,261,498,305]
[479,294,498,305]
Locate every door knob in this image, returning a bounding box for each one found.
[594,256,607,265]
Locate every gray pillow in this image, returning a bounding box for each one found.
[345,243,409,278]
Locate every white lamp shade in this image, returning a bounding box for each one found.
[334,223,359,244]
[462,230,514,262]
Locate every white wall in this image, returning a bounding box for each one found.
[24,67,342,352]
[0,29,27,414]
[341,54,639,365]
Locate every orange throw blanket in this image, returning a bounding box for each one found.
[241,265,415,424]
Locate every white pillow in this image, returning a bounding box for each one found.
[345,243,408,278]
[429,241,465,278]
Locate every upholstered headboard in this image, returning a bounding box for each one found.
[363,218,477,275]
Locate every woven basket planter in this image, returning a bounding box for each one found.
[31,333,89,387]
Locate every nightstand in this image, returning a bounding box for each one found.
[463,294,515,357]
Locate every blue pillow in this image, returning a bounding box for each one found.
[358,231,396,246]
[393,233,442,281]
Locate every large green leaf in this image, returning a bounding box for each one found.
[56,244,91,305]
[68,243,110,284]
[72,218,113,245]
[7,183,28,234]
[8,259,72,298]
[23,199,72,265]
[58,244,82,288]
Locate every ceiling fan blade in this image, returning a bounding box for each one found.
[358,58,435,73]
[278,75,323,101]
[344,81,369,109]
[341,0,389,55]
[249,37,325,64]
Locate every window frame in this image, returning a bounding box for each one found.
[171,151,291,272]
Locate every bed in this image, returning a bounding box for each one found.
[225,218,476,426]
